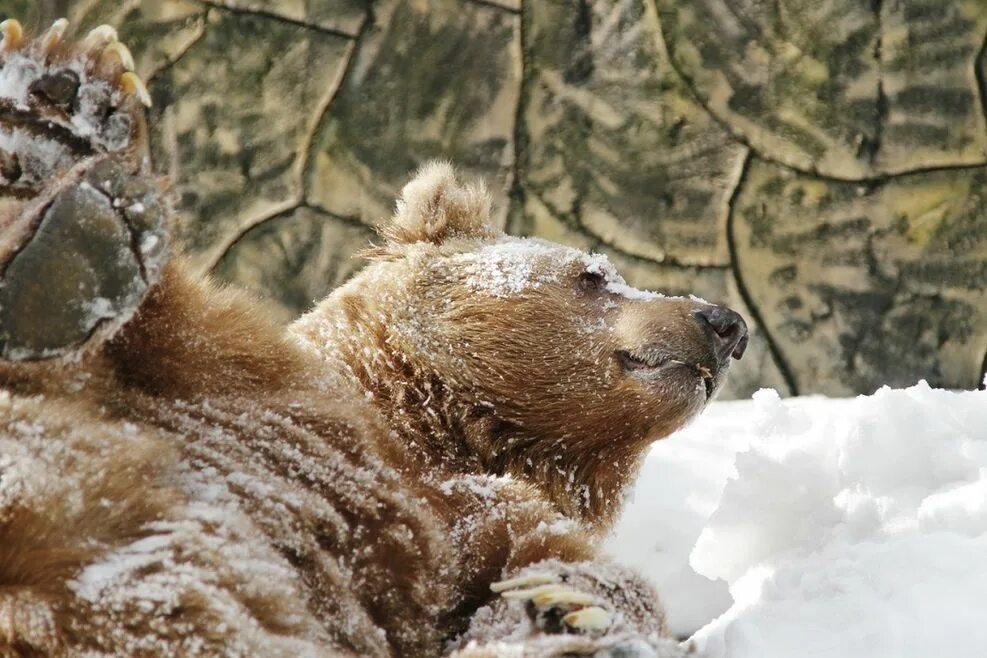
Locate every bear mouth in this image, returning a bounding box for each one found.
[617,350,716,399]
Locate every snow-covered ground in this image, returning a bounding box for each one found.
[606,382,987,657]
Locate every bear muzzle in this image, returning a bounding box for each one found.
[613,301,748,402]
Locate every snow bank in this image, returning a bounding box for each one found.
[607,382,987,657]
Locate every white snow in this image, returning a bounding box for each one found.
[453,238,575,297]
[607,382,987,657]
[0,128,75,184]
[450,236,666,301]
[605,279,664,301]
[0,53,42,106]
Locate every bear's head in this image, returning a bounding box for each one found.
[292,163,747,527]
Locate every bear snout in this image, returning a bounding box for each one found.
[694,305,748,362]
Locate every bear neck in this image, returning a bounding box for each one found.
[291,280,647,532]
[483,425,647,532]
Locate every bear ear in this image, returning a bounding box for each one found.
[373,161,499,252]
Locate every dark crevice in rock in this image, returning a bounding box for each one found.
[979,348,987,390]
[299,201,369,230]
[863,0,887,166]
[210,203,301,273]
[846,159,987,181]
[975,27,987,144]
[298,13,370,205]
[209,198,373,277]
[666,44,987,182]
[145,16,208,84]
[725,151,800,396]
[467,0,520,14]
[506,0,532,233]
[194,0,361,39]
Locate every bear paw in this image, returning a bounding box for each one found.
[456,560,673,656]
[0,19,167,361]
[492,576,612,635]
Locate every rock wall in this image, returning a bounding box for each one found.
[6,0,987,397]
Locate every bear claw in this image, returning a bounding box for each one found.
[498,583,597,609]
[119,72,152,107]
[100,41,136,73]
[562,606,612,632]
[37,18,69,57]
[500,584,565,601]
[490,573,559,593]
[531,587,596,608]
[0,19,23,51]
[84,25,119,49]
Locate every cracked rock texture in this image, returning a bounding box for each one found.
[13,0,987,397]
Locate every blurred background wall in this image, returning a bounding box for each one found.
[4,0,986,398]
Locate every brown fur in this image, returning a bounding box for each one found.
[0,158,728,656]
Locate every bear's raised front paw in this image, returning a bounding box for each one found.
[0,19,167,360]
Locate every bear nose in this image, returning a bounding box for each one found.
[696,306,749,360]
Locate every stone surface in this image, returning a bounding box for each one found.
[198,0,367,36]
[146,7,352,271]
[520,0,746,265]
[15,0,987,395]
[305,0,520,231]
[733,157,987,395]
[658,0,987,178]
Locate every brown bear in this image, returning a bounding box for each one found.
[0,19,747,658]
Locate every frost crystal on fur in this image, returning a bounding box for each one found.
[451,236,666,300]
[453,238,584,297]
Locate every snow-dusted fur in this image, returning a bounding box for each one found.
[0,23,732,658]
